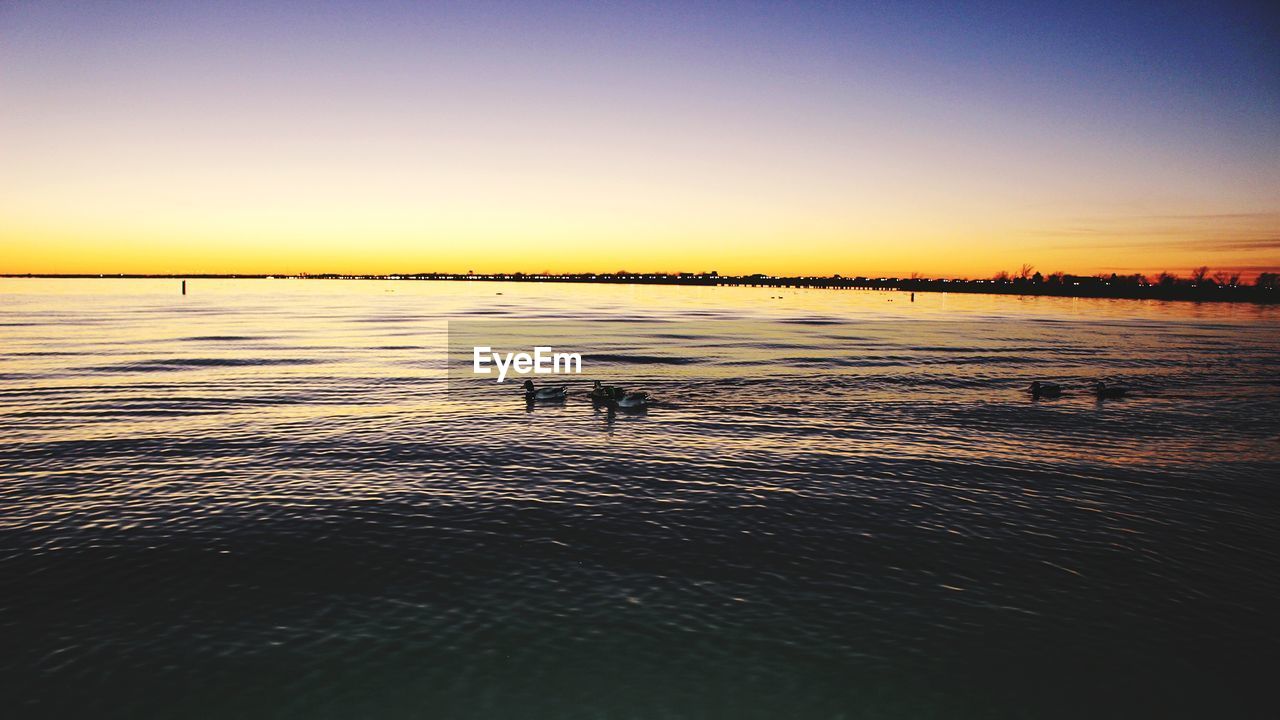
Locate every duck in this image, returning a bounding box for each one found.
[610,387,651,410]
[589,380,618,403]
[1029,381,1062,399]
[522,379,567,401]
[1094,381,1127,399]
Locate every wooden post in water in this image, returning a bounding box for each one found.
[182,280,186,295]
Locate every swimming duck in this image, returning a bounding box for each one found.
[610,389,651,410]
[1094,381,1127,399]
[1029,381,1062,399]
[522,379,567,401]
[589,380,618,403]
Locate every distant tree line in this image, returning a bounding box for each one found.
[986,265,1277,289]
[6,266,1276,302]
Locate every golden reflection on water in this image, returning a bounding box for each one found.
[2,278,1278,469]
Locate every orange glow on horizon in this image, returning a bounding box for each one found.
[3,212,1277,281]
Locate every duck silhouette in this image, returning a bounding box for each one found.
[522,379,567,401]
[589,381,651,410]
[589,380,618,403]
[1094,381,1128,399]
[1029,381,1062,399]
[611,390,651,410]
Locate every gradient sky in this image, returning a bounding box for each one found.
[2,0,1278,277]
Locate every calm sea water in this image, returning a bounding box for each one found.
[2,279,1279,719]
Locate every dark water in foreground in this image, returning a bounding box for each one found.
[2,279,1279,719]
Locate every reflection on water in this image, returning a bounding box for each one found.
[2,279,1279,719]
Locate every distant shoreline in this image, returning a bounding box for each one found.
[2,272,1276,304]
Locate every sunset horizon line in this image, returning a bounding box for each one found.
[5,264,1277,283]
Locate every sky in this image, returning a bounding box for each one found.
[2,0,1278,278]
